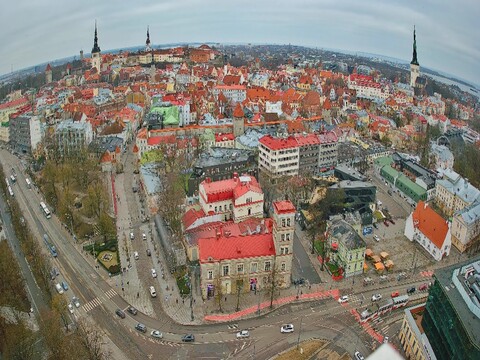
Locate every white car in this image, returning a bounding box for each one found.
[142,233,147,241]
[354,351,365,360]
[236,330,250,339]
[280,324,294,333]
[130,232,134,240]
[149,286,157,298]
[373,235,380,242]
[67,303,74,314]
[151,269,157,278]
[383,336,389,343]
[372,294,382,302]
[72,296,81,308]
[338,295,349,303]
[134,251,139,260]
[151,330,163,339]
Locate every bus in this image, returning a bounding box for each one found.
[40,202,52,219]
[25,178,31,189]
[8,186,14,197]
[43,234,57,257]
[10,175,16,184]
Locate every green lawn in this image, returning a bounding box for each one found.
[314,240,324,254]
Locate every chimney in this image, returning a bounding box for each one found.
[233,172,238,181]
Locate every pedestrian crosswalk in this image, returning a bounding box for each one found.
[82,289,117,312]
[227,323,239,329]
[82,297,102,312]
[105,289,117,299]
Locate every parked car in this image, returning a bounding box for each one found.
[373,222,378,229]
[354,351,365,360]
[67,303,74,314]
[55,283,64,294]
[389,218,395,225]
[419,283,428,291]
[146,249,151,256]
[151,330,163,339]
[293,278,305,286]
[373,235,380,242]
[383,220,390,227]
[149,286,157,298]
[142,233,147,241]
[379,275,388,282]
[72,296,80,308]
[134,251,139,260]
[391,291,400,298]
[338,295,349,303]
[407,286,416,295]
[61,281,69,291]
[383,336,389,344]
[280,324,294,333]
[115,309,126,319]
[135,323,147,333]
[127,306,138,315]
[371,294,382,302]
[236,330,250,339]
[129,232,134,240]
[151,269,157,278]
[182,334,195,342]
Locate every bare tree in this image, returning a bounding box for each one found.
[157,171,185,237]
[76,319,112,360]
[265,258,285,309]
[213,277,225,313]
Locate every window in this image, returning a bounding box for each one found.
[251,262,257,273]
[281,234,285,241]
[207,270,213,280]
[237,263,244,274]
[281,263,286,271]
[287,218,291,226]
[215,206,218,213]
[286,233,291,241]
[280,246,289,255]
[282,218,286,227]
[264,261,271,272]
[222,265,229,276]
[246,197,252,203]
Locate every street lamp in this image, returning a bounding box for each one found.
[297,316,303,349]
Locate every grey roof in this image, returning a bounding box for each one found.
[437,176,480,204]
[195,147,253,168]
[330,180,375,189]
[140,163,162,195]
[329,219,366,250]
[456,200,480,225]
[235,128,267,149]
[89,136,123,154]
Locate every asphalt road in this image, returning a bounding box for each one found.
[292,231,321,285]
[1,149,431,359]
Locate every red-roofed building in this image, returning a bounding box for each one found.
[404,201,451,261]
[198,199,295,297]
[199,173,264,223]
[214,132,235,148]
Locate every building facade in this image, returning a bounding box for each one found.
[450,201,480,253]
[55,118,94,155]
[9,114,42,155]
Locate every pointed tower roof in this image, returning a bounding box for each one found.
[92,21,101,54]
[45,63,52,72]
[146,26,151,47]
[410,25,419,66]
[233,103,244,118]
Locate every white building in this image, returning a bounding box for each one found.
[55,118,93,155]
[213,85,247,104]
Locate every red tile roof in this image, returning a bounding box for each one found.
[215,133,235,142]
[201,175,262,203]
[259,135,298,150]
[233,103,244,118]
[412,201,449,249]
[273,201,295,214]
[198,234,275,262]
[0,97,29,110]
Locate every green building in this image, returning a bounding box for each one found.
[149,106,180,127]
[421,257,480,360]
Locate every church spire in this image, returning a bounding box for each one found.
[146,26,151,51]
[411,25,419,66]
[92,20,101,54]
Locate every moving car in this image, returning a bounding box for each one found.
[383,336,389,344]
[373,235,380,242]
[61,281,69,291]
[67,303,74,314]
[127,306,138,315]
[391,291,400,298]
[280,324,294,333]
[72,296,80,308]
[354,351,365,360]
[115,309,126,319]
[151,330,163,339]
[182,334,195,342]
[371,294,382,302]
[338,295,349,303]
[149,286,157,298]
[236,330,250,339]
[151,269,157,278]
[135,323,147,333]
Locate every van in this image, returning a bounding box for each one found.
[149,286,157,298]
[134,251,139,260]
[55,283,64,294]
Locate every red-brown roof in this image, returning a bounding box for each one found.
[201,175,262,203]
[233,103,244,118]
[259,135,299,150]
[273,201,295,214]
[198,234,275,262]
[413,201,449,249]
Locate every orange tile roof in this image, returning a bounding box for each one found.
[273,201,295,214]
[413,201,449,249]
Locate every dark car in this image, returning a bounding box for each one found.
[146,249,151,256]
[293,278,305,286]
[182,334,195,342]
[115,309,126,319]
[384,220,389,227]
[373,222,378,229]
[127,306,138,315]
[135,323,147,333]
[389,218,395,225]
[407,287,416,295]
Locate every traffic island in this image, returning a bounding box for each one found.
[271,339,328,360]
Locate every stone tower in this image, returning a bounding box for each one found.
[45,64,52,84]
[233,103,245,137]
[272,200,296,288]
[410,26,420,88]
[91,21,101,72]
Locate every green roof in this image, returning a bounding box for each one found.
[0,121,9,127]
[149,106,179,125]
[396,174,426,196]
[374,156,393,167]
[381,164,399,178]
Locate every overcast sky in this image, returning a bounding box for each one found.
[1,0,479,85]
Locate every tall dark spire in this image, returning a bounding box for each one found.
[92,21,101,54]
[146,26,151,47]
[411,25,419,66]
